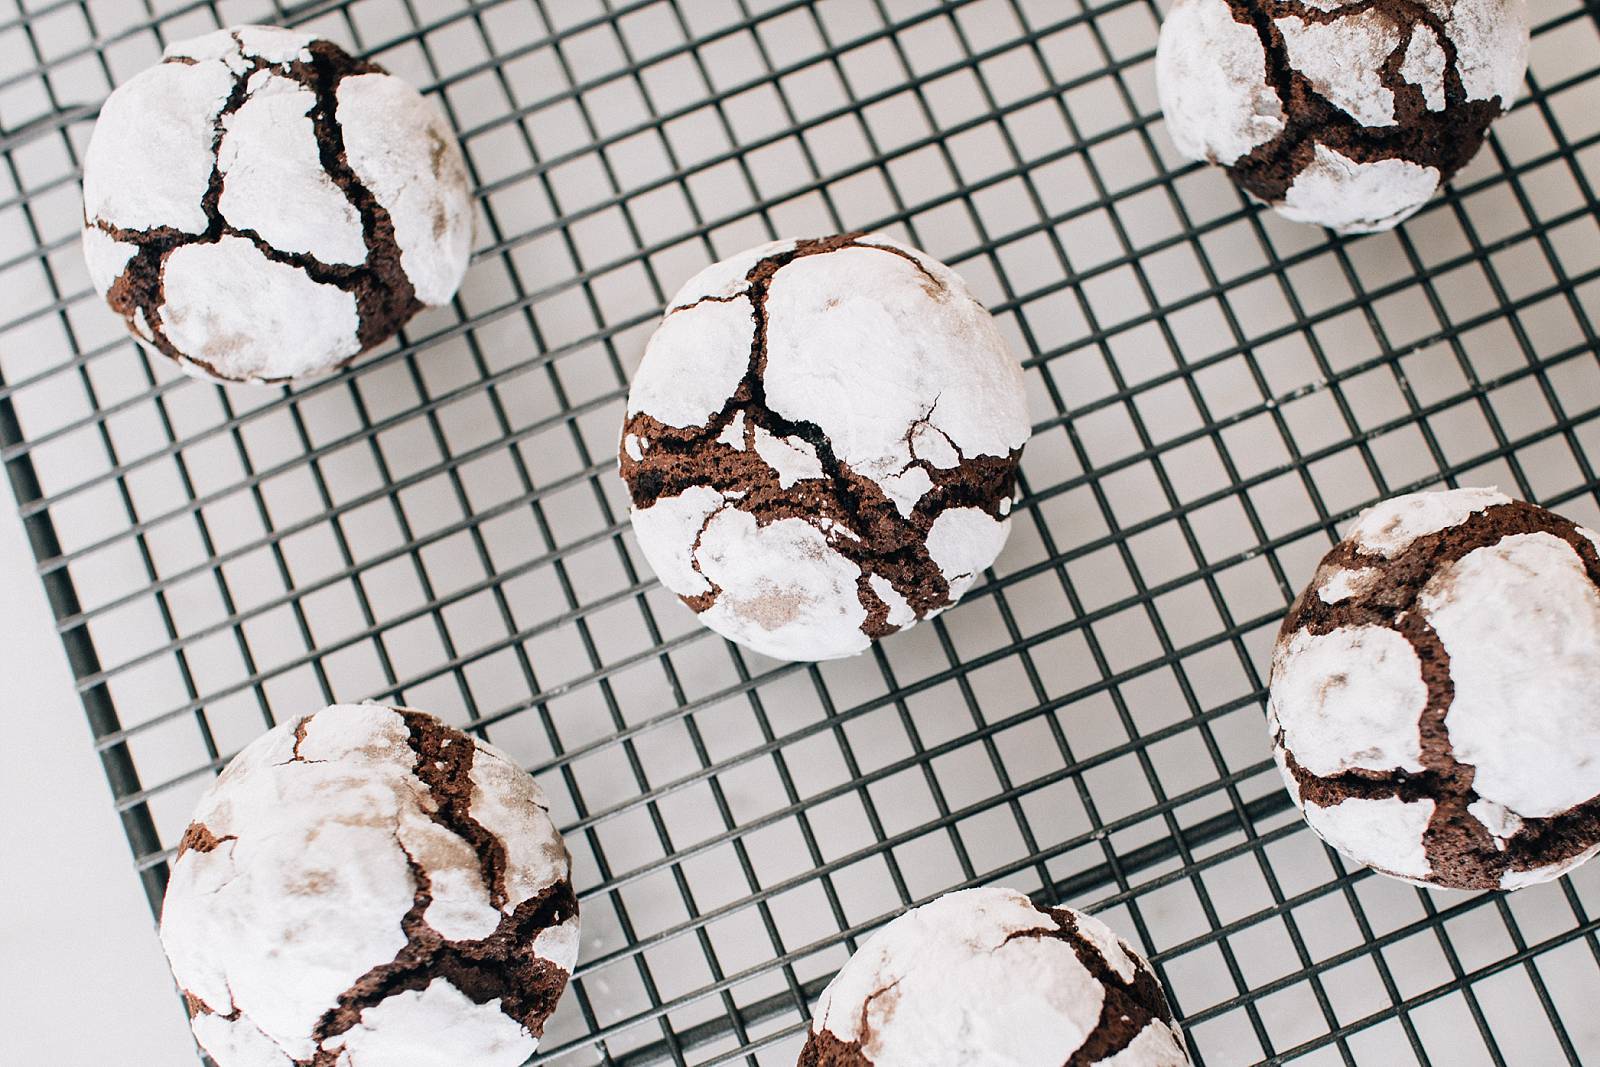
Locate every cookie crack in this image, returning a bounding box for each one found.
[304,838,577,1063]
[175,820,237,860]
[621,235,1018,638]
[396,709,508,911]
[1003,906,1173,1065]
[1223,0,1503,203]
[1279,500,1600,881]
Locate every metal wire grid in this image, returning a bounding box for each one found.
[3,0,1600,1062]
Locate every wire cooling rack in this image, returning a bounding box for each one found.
[4,0,1600,1063]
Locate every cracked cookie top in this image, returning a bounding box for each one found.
[799,887,1187,1066]
[1269,487,1600,890]
[620,233,1030,663]
[1156,0,1530,233]
[81,25,473,385]
[158,703,577,1066]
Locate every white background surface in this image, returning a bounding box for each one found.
[0,496,196,1064]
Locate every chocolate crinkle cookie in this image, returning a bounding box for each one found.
[159,703,578,1066]
[1156,0,1530,233]
[799,887,1187,1066]
[1270,487,1600,890]
[620,233,1030,662]
[80,25,473,385]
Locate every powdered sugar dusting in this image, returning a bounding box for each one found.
[234,25,316,64]
[1428,0,1530,105]
[159,236,361,381]
[1468,798,1523,850]
[870,574,917,629]
[1402,24,1448,111]
[1278,144,1441,234]
[1276,11,1403,128]
[80,226,137,295]
[762,239,1029,490]
[1096,1022,1190,1066]
[321,979,535,1067]
[1316,565,1382,604]
[666,237,795,310]
[465,743,570,919]
[1156,0,1285,165]
[1423,532,1600,817]
[219,72,367,265]
[925,507,1010,602]
[751,426,824,488]
[189,1010,294,1067]
[628,296,754,428]
[695,510,871,661]
[1270,625,1427,777]
[336,73,473,307]
[629,486,726,599]
[1303,795,1435,880]
[81,59,235,234]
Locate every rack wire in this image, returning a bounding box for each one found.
[4,0,1600,1062]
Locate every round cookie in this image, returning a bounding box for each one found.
[1156,0,1530,233]
[799,887,1187,1066]
[81,25,473,385]
[1270,487,1600,890]
[159,703,578,1066]
[619,233,1030,662]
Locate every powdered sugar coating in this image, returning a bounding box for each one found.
[1303,795,1436,879]
[1276,11,1403,127]
[810,887,1187,1066]
[82,59,235,234]
[925,506,1012,603]
[627,296,755,427]
[1270,625,1427,777]
[190,1011,295,1067]
[81,26,473,384]
[336,72,473,306]
[159,236,361,382]
[1428,0,1529,105]
[1346,486,1511,558]
[1155,0,1285,165]
[623,234,1029,662]
[1421,532,1600,817]
[159,703,574,1066]
[694,509,871,662]
[80,226,138,294]
[761,241,1029,485]
[218,71,367,265]
[1401,24,1448,111]
[1278,145,1441,234]
[1316,564,1382,604]
[320,979,535,1067]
